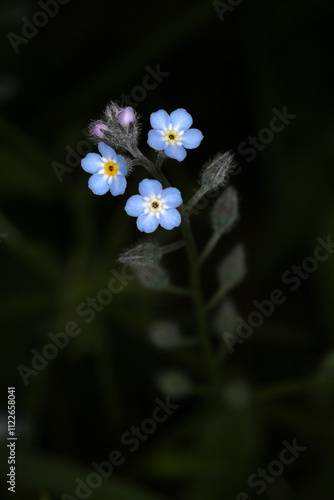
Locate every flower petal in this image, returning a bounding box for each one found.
[125,195,146,216]
[81,153,104,173]
[162,187,183,208]
[88,173,109,195]
[160,209,181,230]
[98,142,116,160]
[137,213,160,233]
[181,129,204,149]
[138,179,162,198]
[116,155,127,175]
[110,175,127,196]
[147,130,165,151]
[165,144,187,162]
[170,109,193,132]
[150,110,170,130]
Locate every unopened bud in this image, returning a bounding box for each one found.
[88,100,140,150]
[213,299,238,337]
[148,321,182,349]
[223,380,251,410]
[91,122,109,139]
[200,151,236,192]
[118,242,162,268]
[211,186,238,234]
[115,107,136,128]
[155,370,192,398]
[218,244,246,290]
[135,263,169,290]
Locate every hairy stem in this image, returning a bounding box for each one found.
[161,240,186,255]
[200,231,221,263]
[179,207,219,385]
[132,147,219,387]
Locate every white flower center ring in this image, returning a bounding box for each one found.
[144,195,166,215]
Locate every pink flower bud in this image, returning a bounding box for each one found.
[92,123,109,138]
[115,107,135,128]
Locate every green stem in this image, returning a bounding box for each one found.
[161,240,186,255]
[200,231,221,263]
[179,207,219,387]
[254,376,333,401]
[155,152,166,170]
[131,147,219,387]
[206,284,228,312]
[163,285,193,297]
[185,186,207,213]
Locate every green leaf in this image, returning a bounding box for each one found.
[0,449,166,500]
[0,212,62,281]
[0,115,56,200]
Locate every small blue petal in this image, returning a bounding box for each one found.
[160,209,181,230]
[139,179,162,198]
[125,195,146,216]
[137,213,159,233]
[147,130,165,151]
[116,155,127,175]
[165,144,187,162]
[81,153,103,173]
[88,173,109,195]
[182,129,204,149]
[98,142,116,159]
[162,187,182,208]
[170,109,193,132]
[150,110,170,130]
[110,175,127,196]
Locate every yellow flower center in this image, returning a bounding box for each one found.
[104,161,118,176]
[165,130,179,144]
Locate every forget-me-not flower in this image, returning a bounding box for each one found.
[147,108,203,162]
[125,179,182,233]
[81,143,127,196]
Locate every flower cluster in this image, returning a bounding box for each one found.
[81,106,204,232]
[88,102,139,150]
[79,100,246,402]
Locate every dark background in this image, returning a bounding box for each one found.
[1,0,334,499]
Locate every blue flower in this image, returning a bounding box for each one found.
[147,108,203,162]
[125,179,183,233]
[81,142,127,196]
